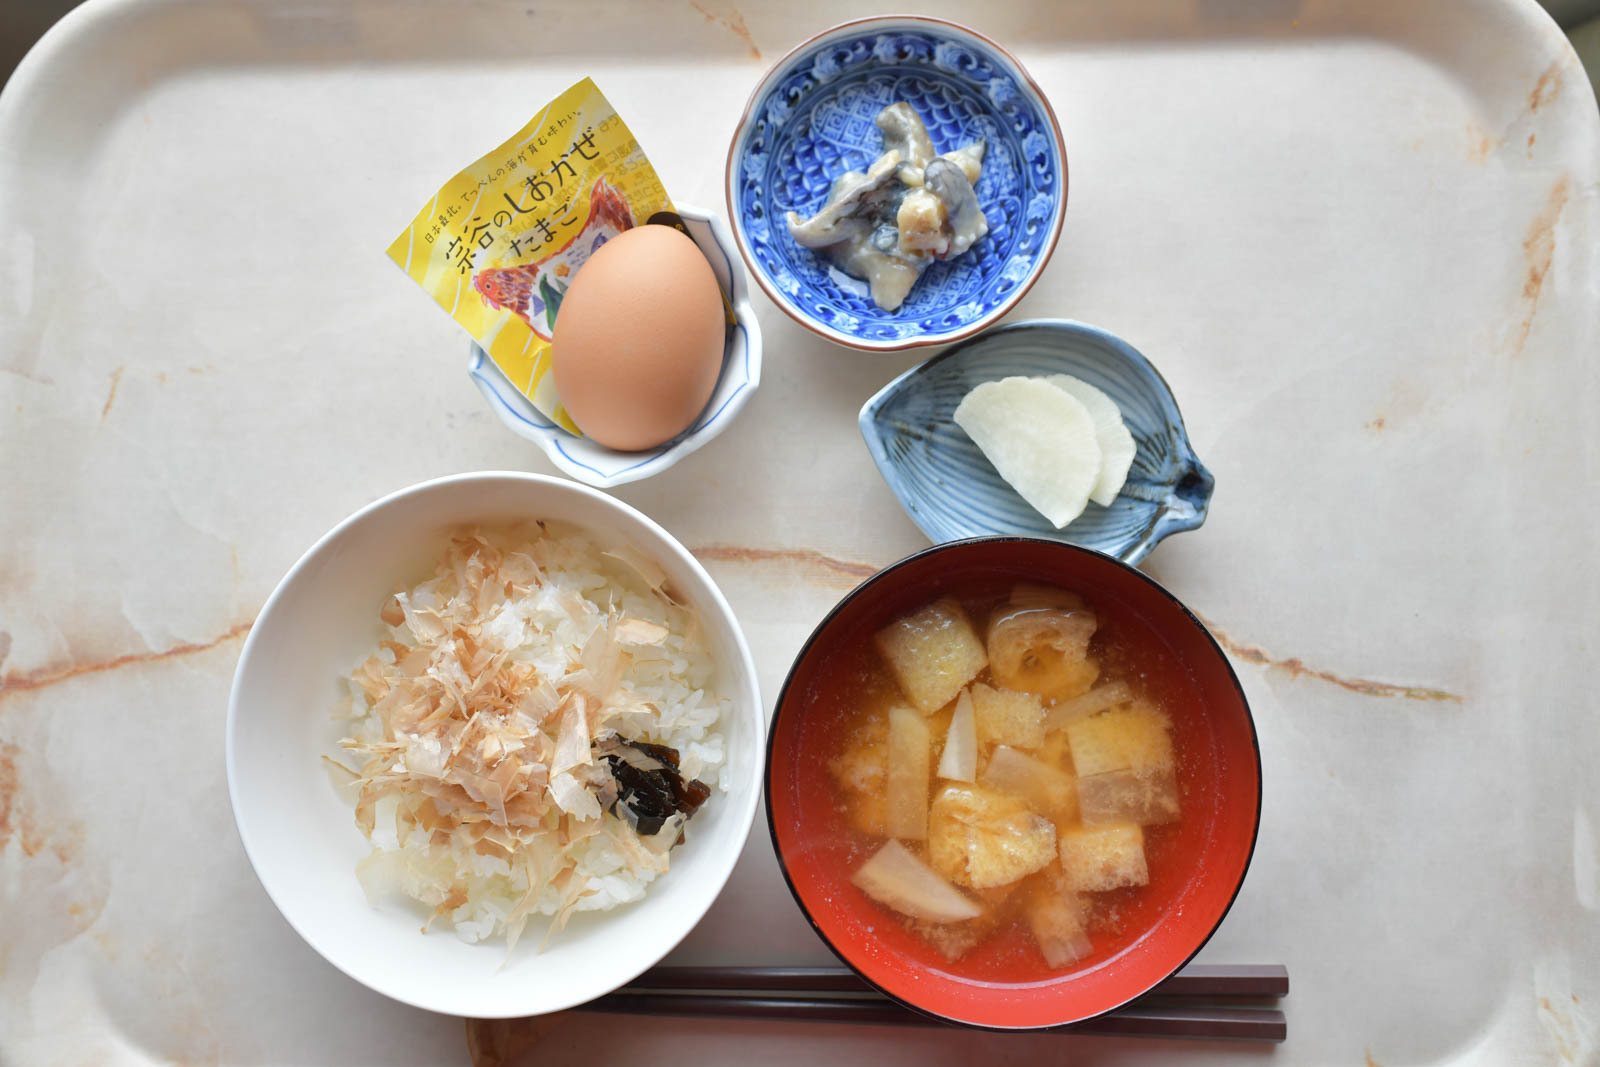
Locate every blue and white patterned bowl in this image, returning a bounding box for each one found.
[725,16,1067,351]
[468,205,762,489]
[859,320,1214,564]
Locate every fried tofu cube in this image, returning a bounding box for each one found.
[1065,703,1175,778]
[845,791,887,836]
[986,602,1100,702]
[970,683,1046,750]
[875,598,988,713]
[1078,766,1180,826]
[928,783,1057,889]
[1058,823,1148,892]
[829,718,887,835]
[831,730,885,794]
[1068,702,1179,825]
[1036,727,1076,775]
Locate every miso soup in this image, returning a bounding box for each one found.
[821,581,1207,978]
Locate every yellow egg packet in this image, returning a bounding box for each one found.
[387,78,674,433]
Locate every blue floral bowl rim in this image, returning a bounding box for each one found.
[723,14,1070,353]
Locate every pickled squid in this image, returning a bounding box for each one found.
[784,102,989,311]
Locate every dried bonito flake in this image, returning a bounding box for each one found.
[336,523,728,952]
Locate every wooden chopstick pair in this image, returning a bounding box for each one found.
[626,962,1288,999]
[465,963,1287,1064]
[600,963,1287,1042]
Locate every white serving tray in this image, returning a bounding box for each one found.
[0,1,1596,1063]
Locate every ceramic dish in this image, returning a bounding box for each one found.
[226,472,764,1018]
[468,207,762,488]
[724,16,1067,351]
[859,320,1213,564]
[765,536,1261,1030]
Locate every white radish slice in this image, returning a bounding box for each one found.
[1044,375,1136,507]
[937,689,978,782]
[1026,891,1094,968]
[886,705,931,840]
[979,745,1075,819]
[1043,680,1134,731]
[953,377,1102,528]
[852,839,983,923]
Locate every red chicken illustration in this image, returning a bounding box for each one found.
[472,177,636,340]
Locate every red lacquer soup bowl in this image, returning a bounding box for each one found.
[765,537,1261,1029]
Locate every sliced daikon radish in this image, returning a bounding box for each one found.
[886,705,931,839]
[937,689,977,782]
[979,745,1077,822]
[1043,681,1134,731]
[852,839,983,923]
[1024,885,1093,968]
[1044,375,1136,507]
[953,377,1102,528]
[1078,765,1181,826]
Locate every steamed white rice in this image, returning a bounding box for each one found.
[330,522,728,947]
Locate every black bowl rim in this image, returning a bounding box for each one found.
[762,534,1263,1031]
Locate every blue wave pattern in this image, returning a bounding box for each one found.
[858,321,1214,564]
[733,27,1061,344]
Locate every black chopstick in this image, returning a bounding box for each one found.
[580,991,1286,1042]
[626,962,1289,999]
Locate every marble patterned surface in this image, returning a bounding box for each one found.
[1,0,1597,1064]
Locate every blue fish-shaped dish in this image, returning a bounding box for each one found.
[859,320,1213,564]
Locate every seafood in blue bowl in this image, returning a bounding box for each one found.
[724,16,1067,351]
[858,320,1214,564]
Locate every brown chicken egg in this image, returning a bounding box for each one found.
[551,224,726,452]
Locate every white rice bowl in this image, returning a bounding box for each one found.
[227,473,763,1018]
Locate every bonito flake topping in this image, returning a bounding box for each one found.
[333,523,727,952]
